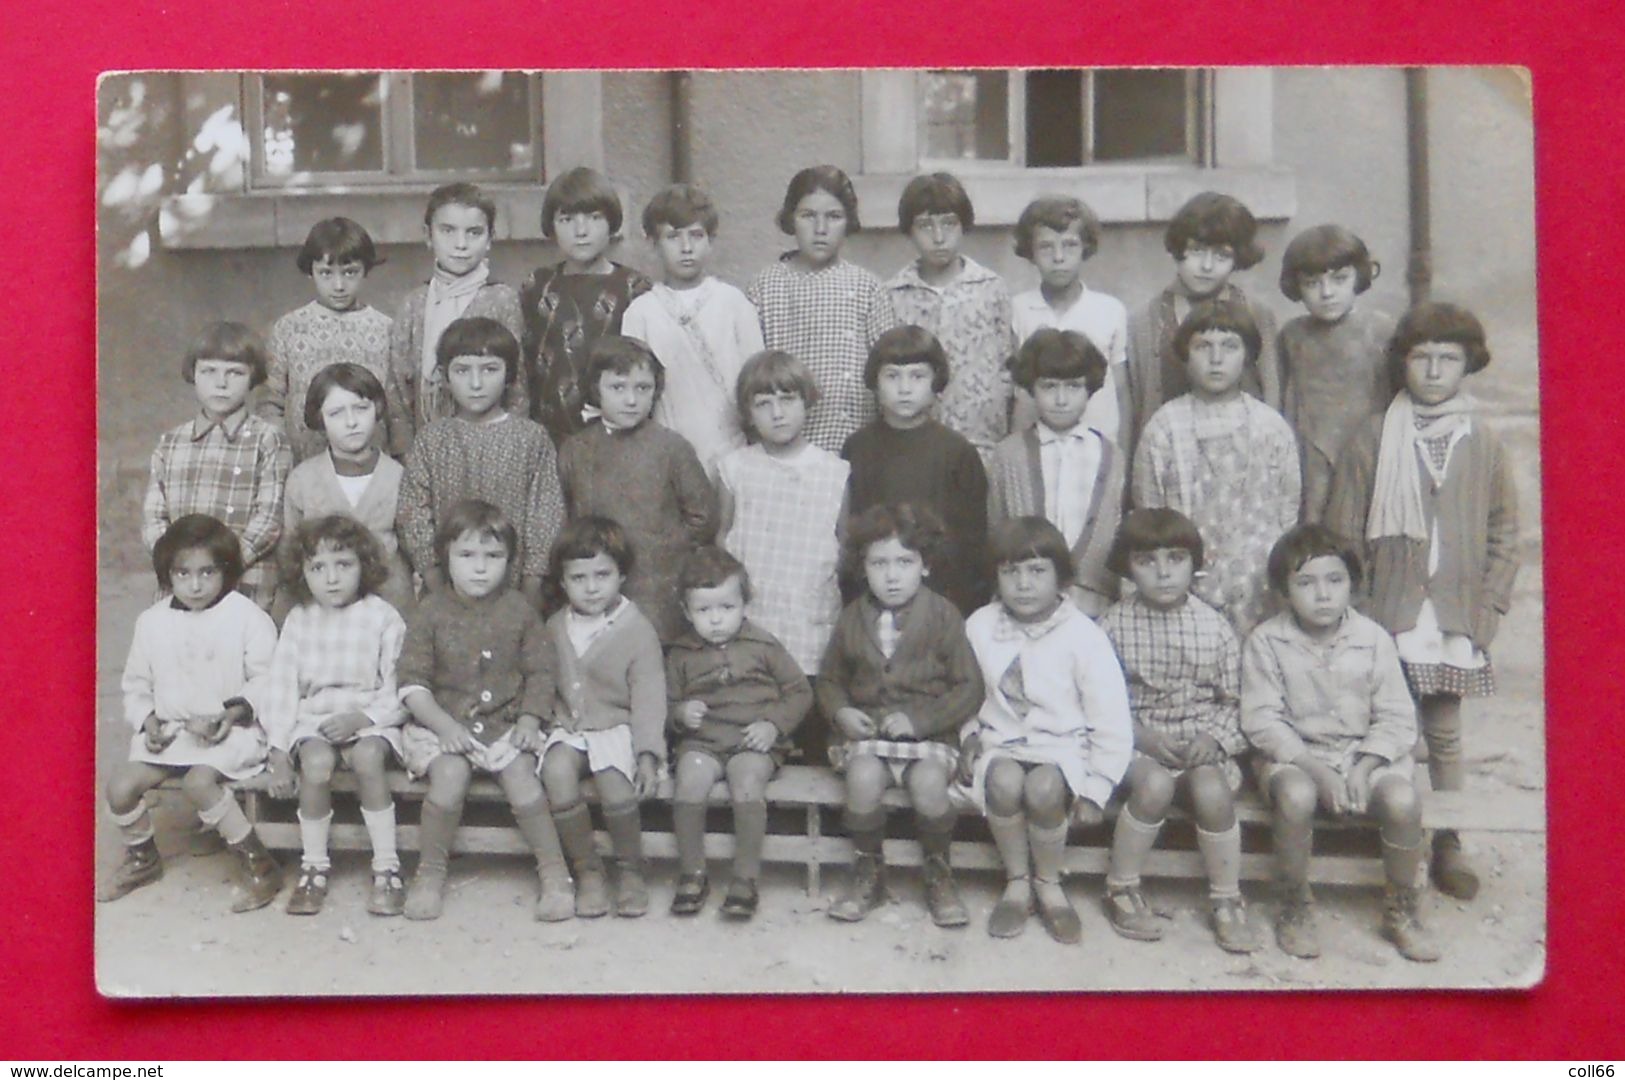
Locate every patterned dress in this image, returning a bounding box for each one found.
[747,254,898,452]
[142,408,292,609]
[261,301,394,462]
[1133,395,1301,635]
[519,262,652,445]
[715,442,849,673]
[1099,592,1247,790]
[396,414,565,587]
[885,257,1018,458]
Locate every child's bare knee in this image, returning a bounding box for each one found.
[724,754,772,801]
[500,761,544,805]
[299,741,337,784]
[674,753,720,801]
[1185,767,1236,829]
[984,760,1026,814]
[1129,760,1177,811]
[1271,770,1317,821]
[845,755,889,803]
[1023,765,1067,813]
[348,738,388,777]
[1372,776,1420,825]
[106,768,151,812]
[905,761,950,811]
[426,757,472,807]
[179,766,223,806]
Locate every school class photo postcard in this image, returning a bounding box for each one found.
[95,66,1544,998]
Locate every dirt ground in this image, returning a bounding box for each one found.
[92,562,1546,999]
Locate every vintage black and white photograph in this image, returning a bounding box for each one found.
[95,67,1544,997]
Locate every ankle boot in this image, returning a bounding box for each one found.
[828,852,886,921]
[922,853,969,928]
[227,832,283,913]
[1430,830,1480,900]
[1381,883,1442,962]
[554,803,609,918]
[1274,881,1321,959]
[97,838,163,903]
[405,801,461,921]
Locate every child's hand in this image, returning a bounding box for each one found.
[1345,755,1379,815]
[879,712,916,740]
[1134,725,1184,770]
[834,707,877,741]
[437,725,480,756]
[677,701,708,731]
[1070,798,1105,828]
[142,713,177,754]
[1297,756,1350,816]
[633,753,661,800]
[182,711,223,741]
[317,711,371,743]
[510,714,544,752]
[1181,734,1225,768]
[740,720,779,753]
[266,750,297,799]
[956,734,982,786]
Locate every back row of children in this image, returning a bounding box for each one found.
[118,163,1519,961]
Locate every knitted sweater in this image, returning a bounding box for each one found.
[815,588,984,749]
[665,620,813,755]
[546,600,667,760]
[986,425,1124,608]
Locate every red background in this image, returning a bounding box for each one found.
[3,0,1618,1059]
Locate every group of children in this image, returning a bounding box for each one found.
[104,162,1520,967]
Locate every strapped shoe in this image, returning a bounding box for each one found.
[367,870,406,917]
[987,877,1033,939]
[1210,896,1263,954]
[1033,876,1082,945]
[96,839,163,903]
[285,865,329,916]
[670,872,710,916]
[1103,885,1166,942]
[719,878,760,920]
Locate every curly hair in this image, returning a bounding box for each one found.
[281,514,390,606]
[840,502,945,583]
[678,545,752,604]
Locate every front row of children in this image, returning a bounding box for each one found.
[102,495,1442,964]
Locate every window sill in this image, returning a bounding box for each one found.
[158,185,554,250]
[851,165,1296,228]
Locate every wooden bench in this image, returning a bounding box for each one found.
[191,765,1545,894]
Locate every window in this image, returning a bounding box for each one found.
[247,71,543,188]
[858,67,1291,226]
[918,69,1209,169]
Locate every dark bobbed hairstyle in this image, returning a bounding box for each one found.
[297,216,382,275]
[1386,300,1493,386]
[1106,508,1206,578]
[1267,523,1364,596]
[549,514,636,581]
[281,514,389,606]
[435,316,521,387]
[1013,194,1102,262]
[424,181,497,233]
[183,321,271,387]
[1164,191,1264,270]
[302,362,386,433]
[989,516,1076,588]
[841,502,946,582]
[1173,299,1264,366]
[642,183,719,238]
[735,350,821,441]
[897,172,974,232]
[152,514,244,594]
[1279,224,1379,301]
[678,545,753,605]
[542,166,624,239]
[1007,328,1107,394]
[776,165,862,235]
[433,499,518,574]
[864,325,950,393]
[583,335,664,408]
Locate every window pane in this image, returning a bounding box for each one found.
[1093,69,1191,162]
[412,72,537,174]
[261,74,385,177]
[1025,70,1085,167]
[920,71,1009,161]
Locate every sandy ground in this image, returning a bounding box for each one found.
[92,565,1546,998]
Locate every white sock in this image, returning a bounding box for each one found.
[362,805,400,873]
[297,811,333,871]
[111,802,155,845]
[199,792,252,846]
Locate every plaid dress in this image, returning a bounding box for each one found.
[1099,592,1247,790]
[747,254,898,452]
[141,408,292,609]
[258,595,408,758]
[716,442,848,673]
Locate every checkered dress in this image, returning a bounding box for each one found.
[1100,593,1248,788]
[141,410,292,608]
[716,443,848,673]
[258,595,408,756]
[747,255,898,452]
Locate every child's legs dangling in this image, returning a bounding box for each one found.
[1184,765,1241,899]
[1108,759,1173,891]
[501,752,571,920]
[983,759,1033,937]
[828,753,892,922]
[906,759,967,928]
[673,751,724,878]
[349,737,399,874]
[594,765,648,917]
[541,744,609,917]
[1371,772,1440,961]
[184,765,249,844]
[1267,766,1317,891]
[405,754,470,920]
[296,739,338,872]
[98,763,172,901]
[1022,765,1080,941]
[1419,692,1478,898]
[725,751,775,883]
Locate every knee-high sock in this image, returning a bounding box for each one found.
[111,803,155,847]
[1028,819,1069,883]
[917,808,955,862]
[1382,833,1427,890]
[513,798,567,878]
[986,811,1029,880]
[843,806,886,857]
[361,804,399,873]
[1106,807,1163,890]
[601,800,644,866]
[1197,822,1242,900]
[414,801,462,878]
[199,792,252,846]
[551,801,602,874]
[673,801,707,876]
[731,800,767,881]
[297,811,333,871]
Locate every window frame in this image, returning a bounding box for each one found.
[915,69,1212,173]
[245,71,547,190]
